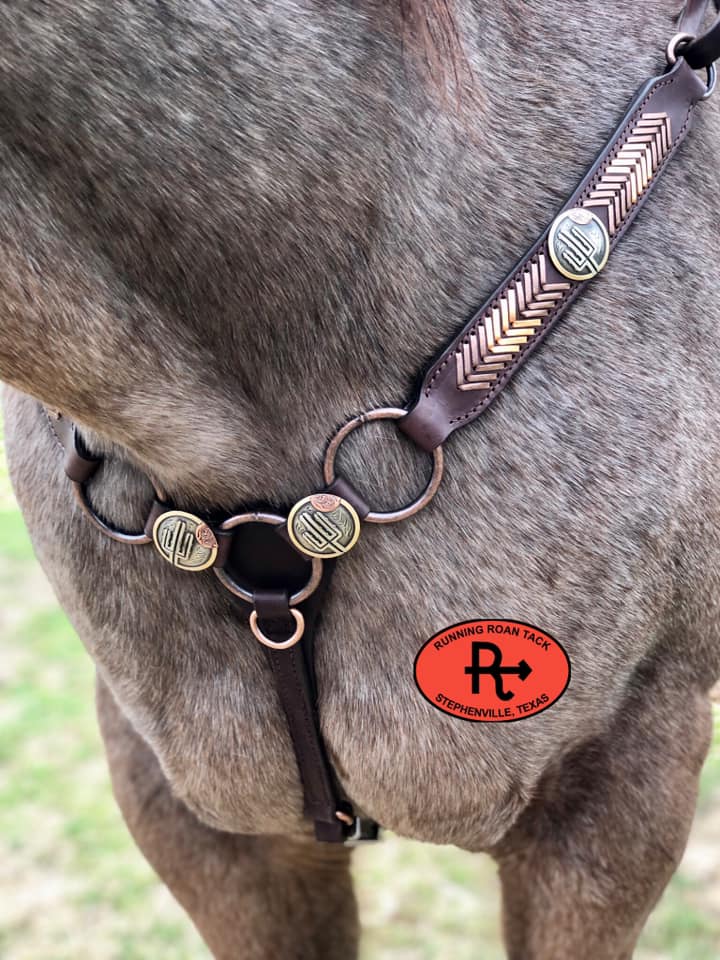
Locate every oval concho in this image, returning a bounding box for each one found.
[152,510,219,571]
[287,493,361,559]
[548,207,610,282]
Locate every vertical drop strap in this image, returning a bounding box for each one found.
[253,589,377,842]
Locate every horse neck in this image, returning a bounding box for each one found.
[0,1,673,504]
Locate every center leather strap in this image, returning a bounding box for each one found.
[253,587,353,843]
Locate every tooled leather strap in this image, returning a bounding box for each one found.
[399,59,710,452]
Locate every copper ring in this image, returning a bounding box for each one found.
[702,63,717,100]
[73,480,154,545]
[666,32,695,65]
[249,608,305,650]
[666,33,716,99]
[212,511,323,605]
[323,407,444,524]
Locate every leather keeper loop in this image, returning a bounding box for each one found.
[143,499,169,541]
[64,446,100,484]
[213,528,235,569]
[253,588,296,638]
[398,404,445,454]
[324,475,371,520]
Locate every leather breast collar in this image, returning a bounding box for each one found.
[45,3,720,844]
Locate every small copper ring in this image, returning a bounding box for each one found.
[212,511,323,605]
[702,62,717,100]
[323,407,444,524]
[665,32,716,99]
[666,32,695,66]
[73,480,154,545]
[249,608,305,650]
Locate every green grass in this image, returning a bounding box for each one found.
[0,460,719,958]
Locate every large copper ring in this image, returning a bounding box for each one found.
[323,407,444,524]
[212,511,323,605]
[72,480,156,545]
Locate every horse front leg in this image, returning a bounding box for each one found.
[95,676,358,960]
[490,663,713,960]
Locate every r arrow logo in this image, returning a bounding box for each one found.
[414,618,570,723]
[464,641,532,701]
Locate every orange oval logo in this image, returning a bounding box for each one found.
[414,619,570,722]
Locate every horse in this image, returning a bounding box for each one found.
[1,1,719,957]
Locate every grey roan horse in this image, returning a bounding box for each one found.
[2,2,720,958]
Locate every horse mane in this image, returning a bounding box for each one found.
[399,0,467,97]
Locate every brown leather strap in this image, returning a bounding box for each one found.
[253,586,377,842]
[399,59,709,452]
[678,0,716,37]
[325,475,371,520]
[46,410,100,483]
[683,13,720,69]
[143,499,167,539]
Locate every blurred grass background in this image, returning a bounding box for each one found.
[1,431,719,959]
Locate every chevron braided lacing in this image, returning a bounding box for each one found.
[455,110,672,392]
[583,112,672,235]
[456,253,571,392]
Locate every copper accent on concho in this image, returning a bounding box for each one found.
[454,109,672,393]
[310,493,341,513]
[152,510,218,571]
[195,522,218,549]
[287,494,361,559]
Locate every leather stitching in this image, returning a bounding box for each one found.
[416,71,695,434]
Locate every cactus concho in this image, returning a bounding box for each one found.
[287,494,361,559]
[548,208,610,281]
[152,511,219,571]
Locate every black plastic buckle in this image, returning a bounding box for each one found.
[343,816,381,844]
